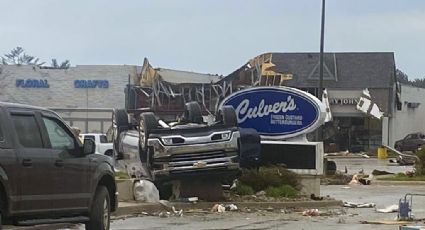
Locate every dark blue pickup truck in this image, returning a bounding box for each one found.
[0,102,117,230]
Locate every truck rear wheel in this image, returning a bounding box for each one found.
[86,186,110,230]
[139,112,157,153]
[184,102,203,123]
[218,106,237,126]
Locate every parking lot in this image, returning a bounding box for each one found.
[17,158,419,230]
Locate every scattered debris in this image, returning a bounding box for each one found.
[348,174,370,185]
[310,194,324,201]
[302,209,320,216]
[176,197,198,203]
[226,204,238,211]
[211,204,226,213]
[343,201,376,208]
[256,190,266,196]
[157,199,183,217]
[371,169,394,176]
[133,179,160,203]
[376,204,399,213]
[348,175,362,185]
[266,207,274,212]
[360,220,412,225]
[211,204,239,213]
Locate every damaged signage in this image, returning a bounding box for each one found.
[220,87,326,139]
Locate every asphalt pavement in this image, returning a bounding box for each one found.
[6,158,425,230]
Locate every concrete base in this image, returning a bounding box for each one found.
[298,175,321,196]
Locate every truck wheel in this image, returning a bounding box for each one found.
[139,113,157,153]
[218,106,237,126]
[86,186,110,230]
[104,150,113,157]
[112,109,129,130]
[184,102,203,123]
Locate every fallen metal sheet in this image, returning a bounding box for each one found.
[343,201,376,208]
[376,204,399,213]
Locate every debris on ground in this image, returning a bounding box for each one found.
[133,179,160,203]
[376,204,399,213]
[360,220,412,225]
[211,204,239,213]
[211,204,226,213]
[372,169,394,176]
[343,201,376,208]
[176,197,198,203]
[348,174,371,185]
[310,194,324,200]
[157,199,183,217]
[302,209,320,216]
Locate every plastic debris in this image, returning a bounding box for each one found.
[211,204,238,213]
[343,201,376,208]
[348,175,362,185]
[376,204,399,213]
[302,209,320,216]
[225,204,238,211]
[133,179,160,203]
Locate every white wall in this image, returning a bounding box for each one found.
[0,65,137,109]
[390,84,425,146]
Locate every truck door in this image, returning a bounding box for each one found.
[11,111,57,212]
[0,108,20,213]
[39,114,91,211]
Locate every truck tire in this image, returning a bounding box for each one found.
[139,112,157,153]
[112,109,129,130]
[86,186,110,230]
[184,102,203,123]
[218,106,237,126]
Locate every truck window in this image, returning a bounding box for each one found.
[12,115,43,148]
[100,135,108,143]
[84,135,95,142]
[42,117,75,150]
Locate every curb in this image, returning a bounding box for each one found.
[372,180,425,186]
[114,200,343,216]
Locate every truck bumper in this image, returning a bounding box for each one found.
[148,131,241,181]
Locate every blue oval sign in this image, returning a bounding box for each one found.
[220,87,325,139]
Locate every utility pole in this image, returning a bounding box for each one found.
[318,0,325,100]
[318,0,326,141]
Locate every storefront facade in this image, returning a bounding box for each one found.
[0,65,137,132]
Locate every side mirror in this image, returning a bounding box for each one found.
[83,138,96,155]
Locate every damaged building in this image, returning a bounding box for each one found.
[0,52,423,151]
[129,53,419,153]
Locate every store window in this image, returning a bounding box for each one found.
[324,116,382,153]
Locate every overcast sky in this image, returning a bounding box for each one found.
[1,0,424,78]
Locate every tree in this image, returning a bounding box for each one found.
[51,58,70,69]
[396,68,425,88]
[396,69,410,84]
[1,47,44,66]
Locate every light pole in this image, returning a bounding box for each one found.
[318,0,325,101]
[318,0,326,141]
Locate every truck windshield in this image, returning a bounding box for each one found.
[100,135,108,143]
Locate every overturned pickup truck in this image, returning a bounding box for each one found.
[112,102,260,187]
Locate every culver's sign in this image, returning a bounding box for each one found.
[220,87,326,139]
